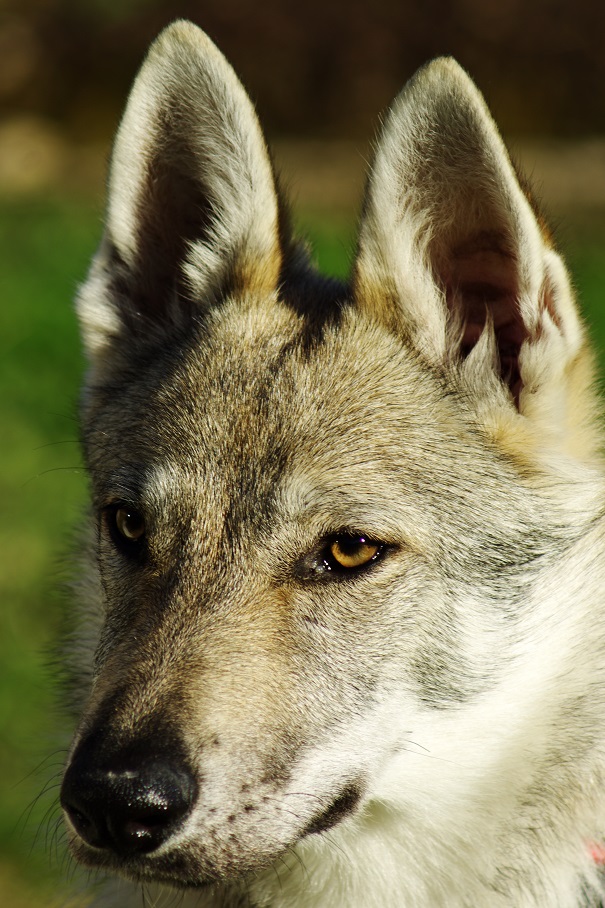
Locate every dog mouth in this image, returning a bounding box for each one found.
[66,783,365,891]
[62,730,363,887]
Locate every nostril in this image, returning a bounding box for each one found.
[61,753,197,856]
[61,785,113,851]
[63,801,108,850]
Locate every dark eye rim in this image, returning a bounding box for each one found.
[102,501,147,556]
[320,532,387,575]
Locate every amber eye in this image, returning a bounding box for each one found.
[327,535,381,570]
[106,505,146,548]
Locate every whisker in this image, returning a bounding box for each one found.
[15,749,68,785]
[34,439,81,450]
[22,466,86,487]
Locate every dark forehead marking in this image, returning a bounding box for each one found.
[279,253,350,329]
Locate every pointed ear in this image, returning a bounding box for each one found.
[78,20,284,367]
[354,57,587,418]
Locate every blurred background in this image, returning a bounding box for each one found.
[3,1,605,905]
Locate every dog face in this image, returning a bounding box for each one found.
[61,20,604,902]
[68,298,541,883]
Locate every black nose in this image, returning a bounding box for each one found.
[61,743,197,857]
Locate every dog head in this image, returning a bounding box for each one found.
[61,20,601,894]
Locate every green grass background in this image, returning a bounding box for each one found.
[1,195,605,906]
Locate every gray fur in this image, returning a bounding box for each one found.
[60,20,605,908]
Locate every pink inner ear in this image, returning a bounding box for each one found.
[441,232,527,402]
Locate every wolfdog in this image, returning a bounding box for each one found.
[59,19,605,908]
